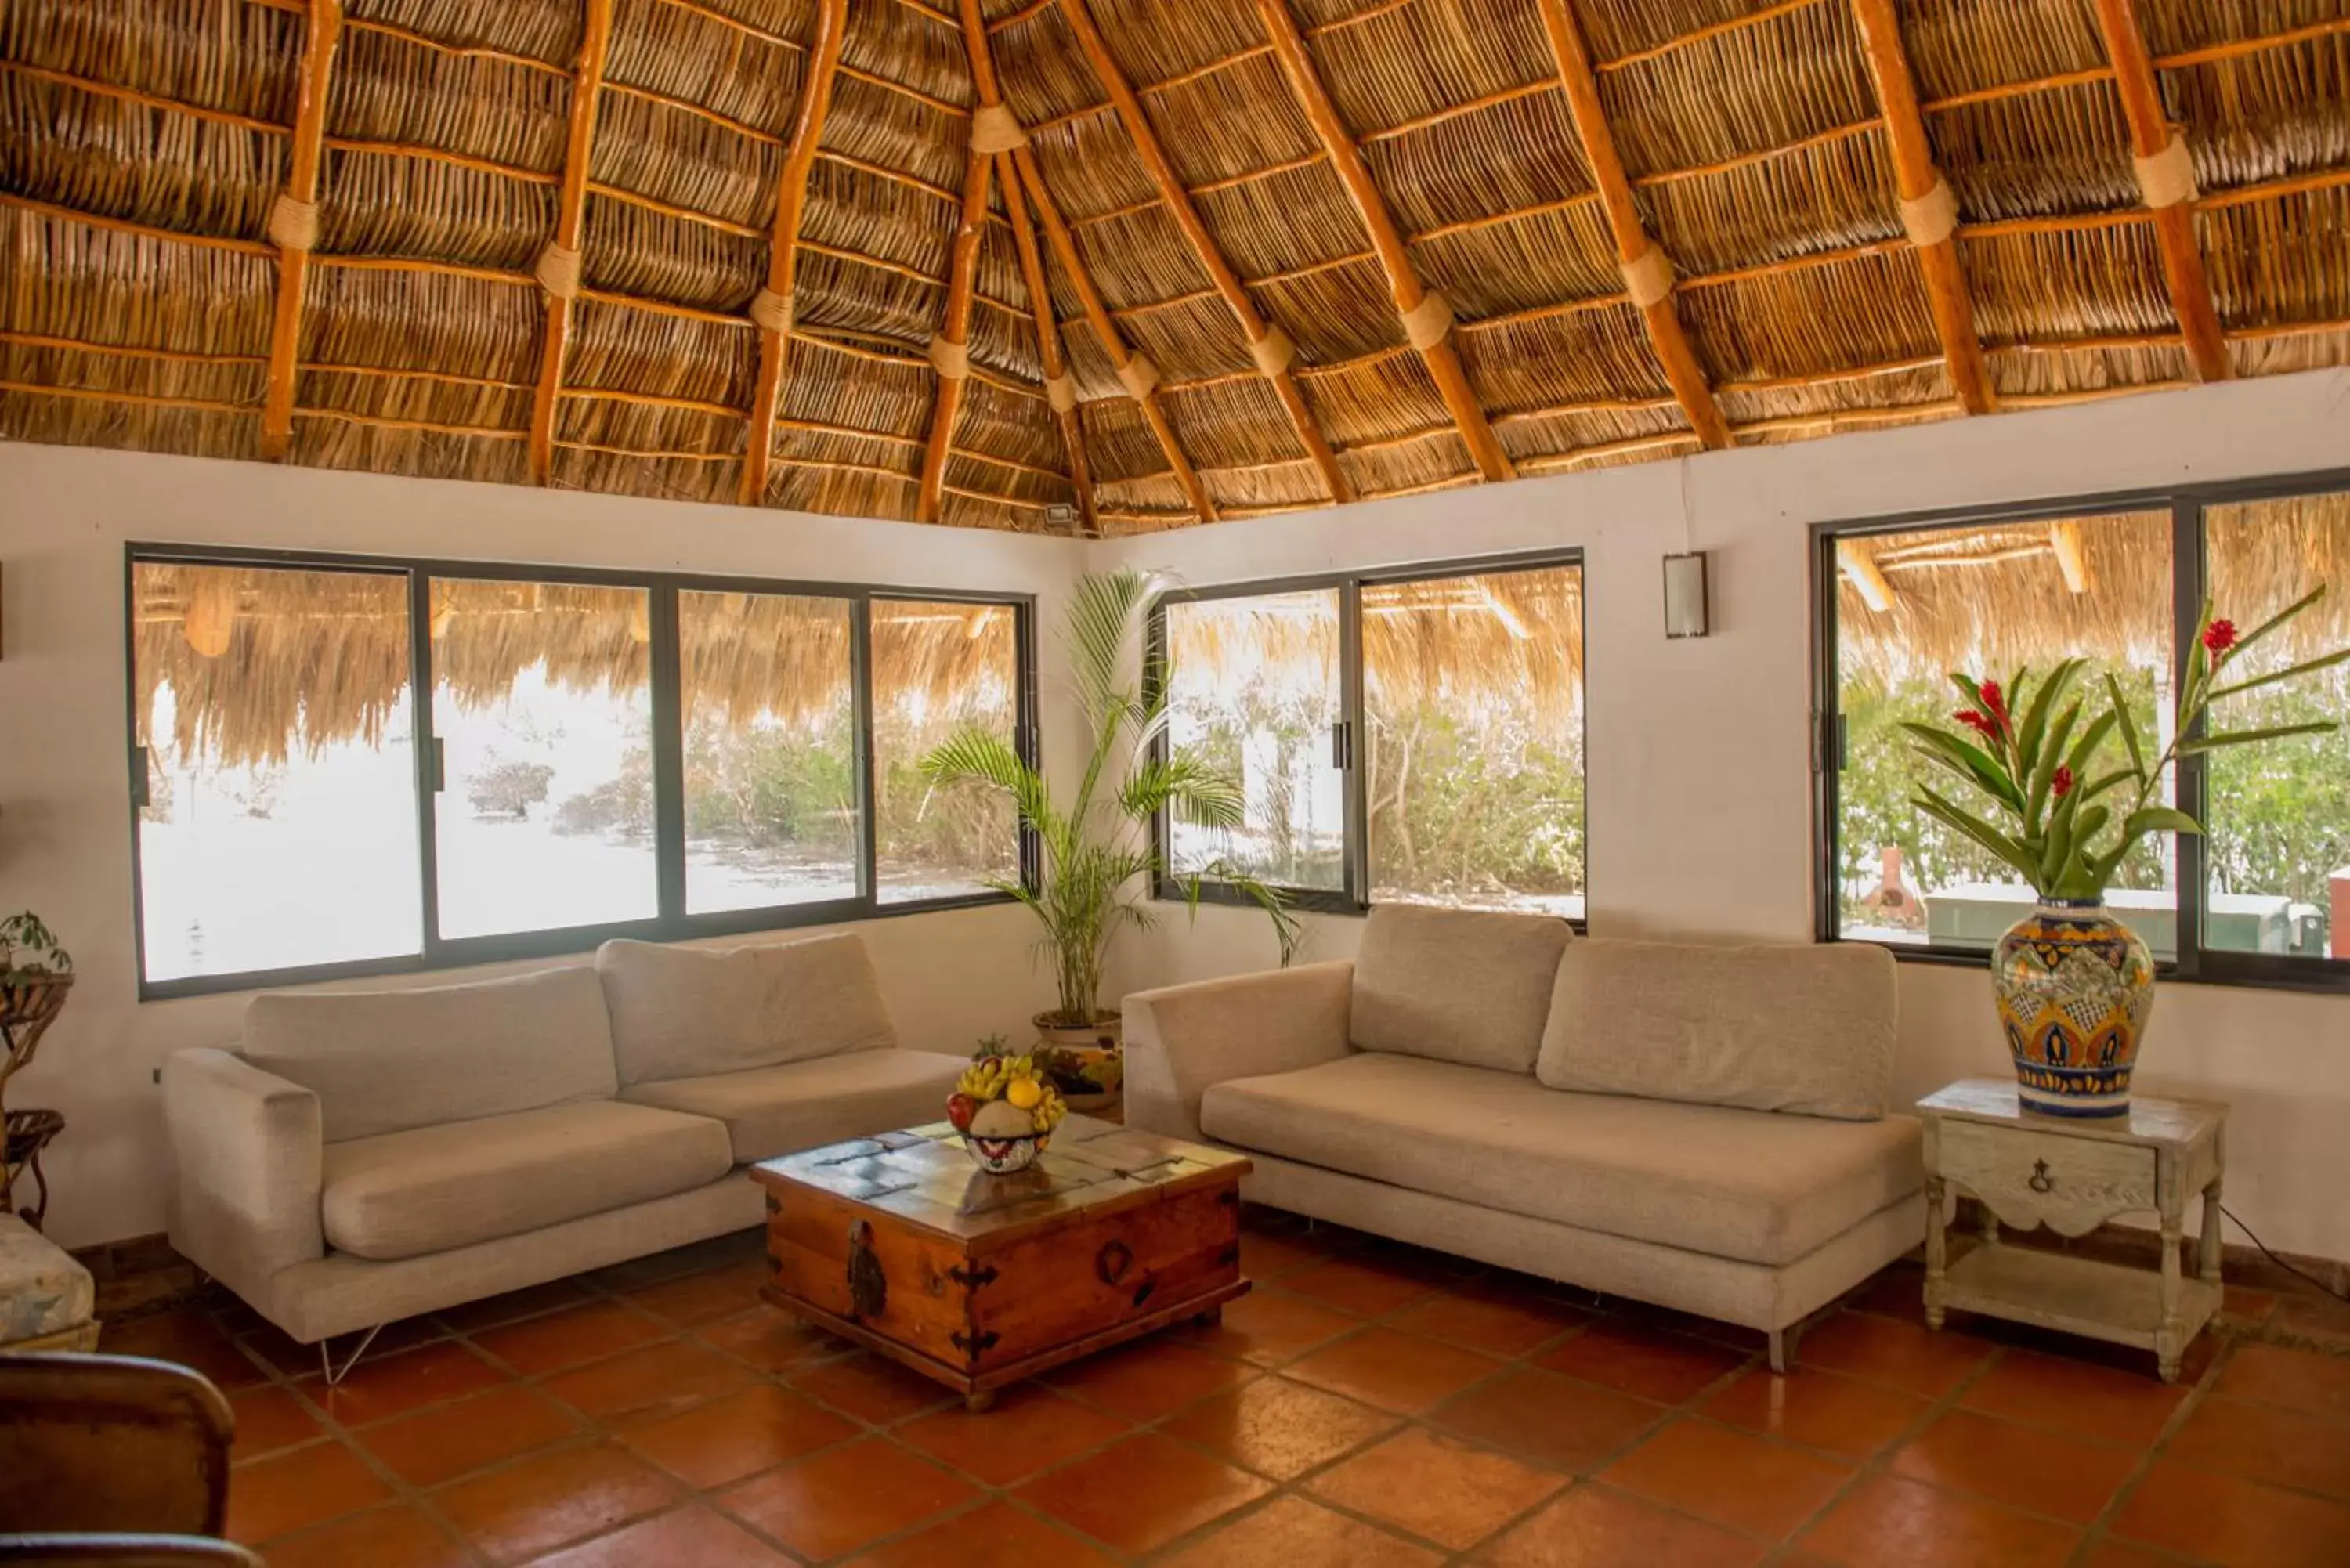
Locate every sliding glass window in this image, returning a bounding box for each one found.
[126,548,1034,998]
[1152,555,1585,919]
[1815,471,2350,991]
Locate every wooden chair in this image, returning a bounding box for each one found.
[0,1353,235,1539]
[0,1539,260,1566]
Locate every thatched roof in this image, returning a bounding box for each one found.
[3,0,2344,535]
[133,559,1013,764]
[1835,488,2350,687]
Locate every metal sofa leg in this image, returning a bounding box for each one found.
[1769,1328,1788,1375]
[318,1323,384,1386]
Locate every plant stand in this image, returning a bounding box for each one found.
[0,974,72,1230]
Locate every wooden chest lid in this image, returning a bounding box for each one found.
[750,1116,1252,1248]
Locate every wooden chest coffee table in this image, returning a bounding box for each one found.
[752,1115,1251,1411]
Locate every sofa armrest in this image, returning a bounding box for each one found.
[1123,961,1354,1141]
[161,1050,324,1302]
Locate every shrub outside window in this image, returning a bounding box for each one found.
[1817,473,2350,990]
[126,547,1034,999]
[1153,555,1585,920]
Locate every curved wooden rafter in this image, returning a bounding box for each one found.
[2091,0,2229,384]
[258,0,343,461]
[740,0,849,507]
[1532,0,1727,450]
[1253,0,1513,483]
[1849,0,1997,417]
[1057,0,1352,506]
[525,0,613,486]
[917,0,1002,524]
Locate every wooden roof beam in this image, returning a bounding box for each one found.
[1255,0,1513,482]
[1849,0,1997,417]
[259,0,343,461]
[1058,0,1351,506]
[1533,0,1727,450]
[1007,143,1214,521]
[1000,156,1098,535]
[2092,0,2229,384]
[918,0,1010,524]
[1838,539,1896,612]
[740,0,848,507]
[525,0,613,486]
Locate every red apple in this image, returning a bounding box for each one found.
[945,1093,977,1132]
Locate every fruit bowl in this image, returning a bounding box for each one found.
[948,1051,1067,1173]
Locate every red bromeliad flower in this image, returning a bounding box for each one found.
[1954,709,1998,739]
[2203,619,2240,655]
[2052,765,2075,799]
[1978,680,2010,732]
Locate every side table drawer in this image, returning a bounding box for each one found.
[1939,1121,2156,1235]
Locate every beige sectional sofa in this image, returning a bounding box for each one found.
[163,934,966,1354]
[1124,906,1925,1370]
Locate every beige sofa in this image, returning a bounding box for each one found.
[1124,906,1924,1370]
[163,934,966,1355]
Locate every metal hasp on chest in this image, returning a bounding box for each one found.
[752,1116,1252,1411]
[1918,1078,2227,1382]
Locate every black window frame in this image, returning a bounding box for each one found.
[125,543,1039,1001]
[1146,548,1589,926]
[1810,466,2350,995]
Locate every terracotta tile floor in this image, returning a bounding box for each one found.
[97,1211,2350,1566]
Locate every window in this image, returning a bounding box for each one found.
[680,591,859,914]
[871,599,1024,901]
[1816,471,2350,989]
[132,561,424,982]
[128,548,1033,997]
[432,580,659,939]
[1154,555,1585,919]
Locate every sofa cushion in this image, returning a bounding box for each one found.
[1200,1053,1921,1267]
[1536,938,1898,1121]
[1350,904,1571,1074]
[244,966,617,1143]
[622,1050,969,1164]
[320,1101,733,1262]
[598,935,898,1087]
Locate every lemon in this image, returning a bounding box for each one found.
[1005,1078,1043,1111]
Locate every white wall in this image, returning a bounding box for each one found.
[1097,368,2350,1261]
[0,444,1083,1247]
[8,370,2350,1259]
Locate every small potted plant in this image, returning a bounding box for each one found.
[1905,589,2348,1117]
[945,1039,1068,1174]
[0,912,73,1225]
[923,570,1300,1097]
[0,912,71,1038]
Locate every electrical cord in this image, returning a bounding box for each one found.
[2222,1202,2350,1307]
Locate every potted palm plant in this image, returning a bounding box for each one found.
[924,569,1299,1103]
[1906,588,2348,1118]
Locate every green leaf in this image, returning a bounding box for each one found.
[2229,583,2327,664]
[2175,721,2340,754]
[2205,647,2350,703]
[2016,659,2080,783]
[2104,671,2146,782]
[2024,697,2081,831]
[2123,806,2203,839]
[1900,722,2024,811]
[1914,786,2042,886]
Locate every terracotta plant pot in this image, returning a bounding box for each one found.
[1993,900,2154,1118]
[1033,1012,1123,1112]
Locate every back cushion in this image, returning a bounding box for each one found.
[1536,938,1897,1120]
[244,966,618,1143]
[597,934,898,1086]
[1350,904,1573,1074]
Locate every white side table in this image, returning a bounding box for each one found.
[1917,1078,2225,1382]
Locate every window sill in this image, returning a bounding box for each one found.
[1837,936,2350,998]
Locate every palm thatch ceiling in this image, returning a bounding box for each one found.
[2,0,2344,537]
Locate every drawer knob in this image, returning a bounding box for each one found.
[2027,1159,2055,1194]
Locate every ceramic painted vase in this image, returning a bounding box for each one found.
[1993,899,2155,1118]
